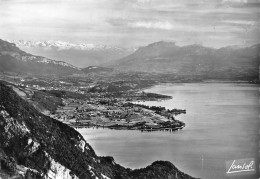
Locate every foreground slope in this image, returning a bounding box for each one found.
[109,41,259,81]
[0,81,197,179]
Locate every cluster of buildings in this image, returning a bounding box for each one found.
[49,96,169,129]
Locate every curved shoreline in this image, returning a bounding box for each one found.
[70,120,186,132]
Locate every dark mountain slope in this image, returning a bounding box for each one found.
[109,41,259,80]
[0,39,81,76]
[0,81,197,179]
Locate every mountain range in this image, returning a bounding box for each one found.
[10,40,136,68]
[108,41,259,80]
[0,39,81,76]
[0,38,259,81]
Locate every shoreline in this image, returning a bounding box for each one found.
[153,80,258,87]
[62,101,187,132]
[70,121,186,132]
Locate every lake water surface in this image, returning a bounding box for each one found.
[78,83,259,179]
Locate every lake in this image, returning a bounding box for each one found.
[77,83,259,179]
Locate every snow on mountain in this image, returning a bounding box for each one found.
[5,40,137,67]
[10,40,136,51]
[0,38,81,75]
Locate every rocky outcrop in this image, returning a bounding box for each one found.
[0,81,197,179]
[44,152,79,179]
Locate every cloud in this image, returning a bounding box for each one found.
[222,20,256,25]
[137,0,150,3]
[222,0,248,3]
[128,21,174,30]
[0,0,258,48]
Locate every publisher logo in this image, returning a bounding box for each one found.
[225,158,255,177]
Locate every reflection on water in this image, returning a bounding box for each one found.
[78,83,259,179]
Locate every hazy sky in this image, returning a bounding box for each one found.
[0,0,259,47]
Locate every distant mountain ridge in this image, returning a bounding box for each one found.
[1,38,259,81]
[0,39,81,75]
[10,40,136,51]
[108,41,259,80]
[9,40,136,67]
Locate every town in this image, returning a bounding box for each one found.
[51,97,186,131]
[0,73,187,132]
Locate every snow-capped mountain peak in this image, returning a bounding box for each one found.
[4,39,137,67]
[9,40,136,51]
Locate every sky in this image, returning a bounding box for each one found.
[0,0,259,48]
